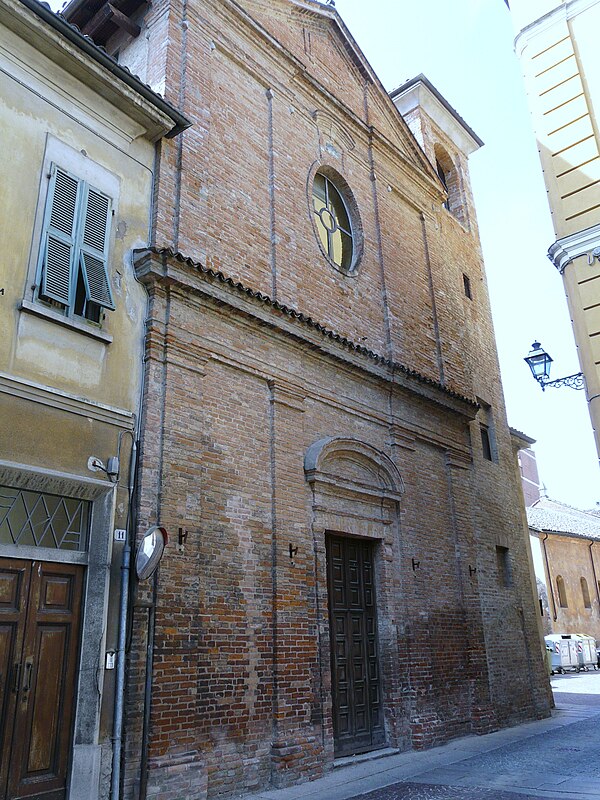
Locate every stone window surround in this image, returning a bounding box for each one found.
[307,161,364,276]
[23,134,120,342]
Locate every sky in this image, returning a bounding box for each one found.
[333,0,600,510]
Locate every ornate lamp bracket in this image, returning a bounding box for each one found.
[541,373,585,392]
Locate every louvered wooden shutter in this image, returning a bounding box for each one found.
[79,186,114,310]
[40,166,79,305]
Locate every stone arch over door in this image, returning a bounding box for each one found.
[304,437,406,760]
[304,437,404,502]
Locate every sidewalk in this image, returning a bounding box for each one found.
[240,681,600,800]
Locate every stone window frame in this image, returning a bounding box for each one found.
[307,162,364,276]
[21,135,120,344]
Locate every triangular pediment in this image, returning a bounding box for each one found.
[229,0,440,185]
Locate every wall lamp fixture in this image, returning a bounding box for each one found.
[524,342,584,392]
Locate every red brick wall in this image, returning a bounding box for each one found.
[116,1,553,797]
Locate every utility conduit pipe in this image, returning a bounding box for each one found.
[589,539,600,608]
[541,533,557,622]
[111,437,137,800]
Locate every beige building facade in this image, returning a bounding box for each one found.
[519,444,600,641]
[510,0,600,455]
[529,498,600,641]
[0,1,187,799]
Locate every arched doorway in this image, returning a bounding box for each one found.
[305,437,404,757]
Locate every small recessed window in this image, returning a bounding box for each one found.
[557,575,568,608]
[311,171,356,272]
[581,577,592,609]
[436,158,450,211]
[480,425,493,461]
[496,546,512,587]
[476,398,497,463]
[434,144,466,224]
[463,273,472,299]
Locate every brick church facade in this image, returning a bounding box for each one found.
[63,0,552,797]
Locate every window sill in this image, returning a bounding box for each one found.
[20,299,113,344]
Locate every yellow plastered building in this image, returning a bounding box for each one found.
[511,0,600,456]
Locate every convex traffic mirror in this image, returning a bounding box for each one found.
[135,525,168,581]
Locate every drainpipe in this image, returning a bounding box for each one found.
[589,540,600,607]
[111,437,138,800]
[541,533,557,621]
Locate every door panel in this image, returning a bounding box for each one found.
[0,561,31,800]
[0,559,83,800]
[326,536,384,757]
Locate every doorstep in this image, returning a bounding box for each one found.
[334,747,401,769]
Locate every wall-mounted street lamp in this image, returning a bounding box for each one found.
[524,341,585,391]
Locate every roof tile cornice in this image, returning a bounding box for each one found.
[134,246,478,413]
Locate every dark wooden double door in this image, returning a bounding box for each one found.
[0,559,83,800]
[326,536,384,757]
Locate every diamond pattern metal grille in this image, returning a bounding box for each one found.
[0,486,89,551]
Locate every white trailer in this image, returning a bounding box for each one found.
[574,633,597,670]
[545,634,579,673]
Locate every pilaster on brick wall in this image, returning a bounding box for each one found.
[444,456,497,736]
[267,380,328,787]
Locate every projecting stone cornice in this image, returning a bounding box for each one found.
[514,0,599,57]
[133,246,479,418]
[548,223,600,273]
[0,370,135,429]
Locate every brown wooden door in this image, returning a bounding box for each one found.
[0,559,83,800]
[326,535,384,757]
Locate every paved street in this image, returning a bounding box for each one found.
[243,669,600,800]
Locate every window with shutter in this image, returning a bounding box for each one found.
[37,163,114,323]
[39,166,79,306]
